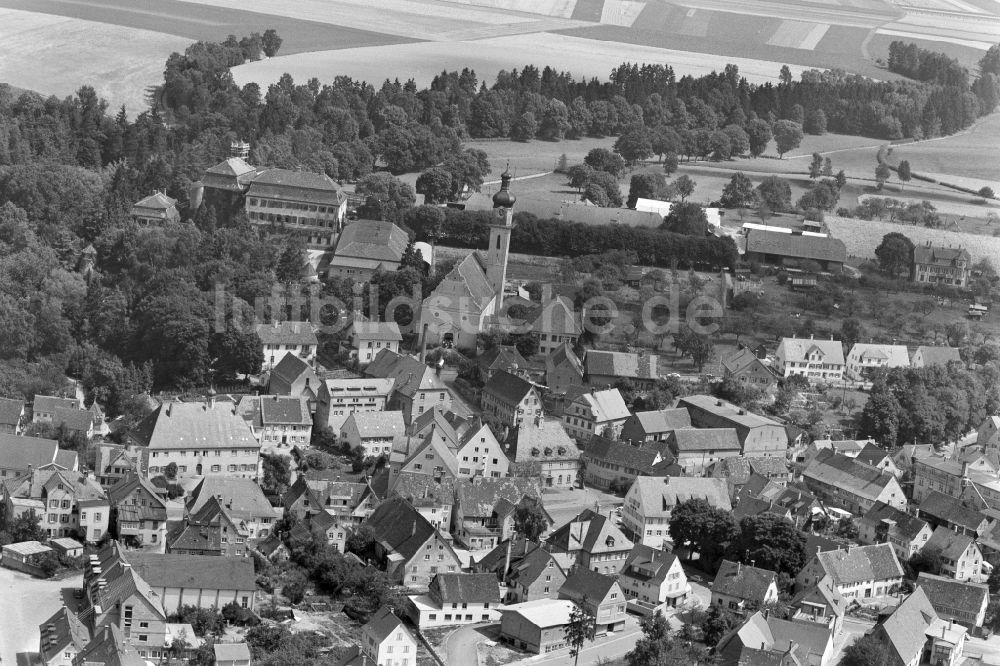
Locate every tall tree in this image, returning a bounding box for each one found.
[720,172,756,208]
[564,602,595,666]
[875,232,914,277]
[747,119,772,158]
[772,120,803,158]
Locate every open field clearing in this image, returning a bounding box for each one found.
[826,215,1000,263]
[466,136,618,173]
[233,31,811,92]
[0,0,412,54]
[173,0,591,40]
[442,0,578,18]
[767,20,831,50]
[0,8,188,113]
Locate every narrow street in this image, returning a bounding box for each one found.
[445,623,498,666]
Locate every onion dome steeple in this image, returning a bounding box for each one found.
[492,165,516,209]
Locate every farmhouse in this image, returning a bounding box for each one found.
[774,336,845,382]
[256,321,318,370]
[796,543,904,599]
[620,408,692,444]
[347,320,403,366]
[744,228,847,272]
[621,476,730,549]
[677,395,787,457]
[802,450,905,515]
[845,343,910,378]
[720,348,777,389]
[544,343,584,395]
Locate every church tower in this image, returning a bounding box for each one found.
[486,168,515,317]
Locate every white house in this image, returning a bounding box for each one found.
[774,336,845,382]
[406,573,502,628]
[845,343,910,378]
[314,377,394,434]
[255,321,317,370]
[621,476,730,549]
[340,411,406,457]
[348,320,403,366]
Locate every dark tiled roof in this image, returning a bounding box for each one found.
[432,573,501,603]
[559,567,618,602]
[626,408,692,436]
[548,508,632,556]
[351,320,403,341]
[913,244,970,267]
[0,434,59,470]
[335,220,409,262]
[256,321,318,346]
[509,419,581,463]
[366,350,447,397]
[621,543,679,586]
[478,345,528,372]
[584,350,661,380]
[861,502,929,541]
[814,543,903,586]
[0,397,24,425]
[803,449,898,501]
[248,168,344,205]
[124,550,256,590]
[38,606,89,662]
[456,477,539,518]
[855,442,891,467]
[258,395,311,425]
[363,495,436,561]
[547,343,583,375]
[483,370,535,405]
[53,407,94,432]
[712,560,777,603]
[917,572,988,617]
[926,526,976,561]
[914,346,962,366]
[364,606,410,643]
[669,428,741,452]
[583,436,674,475]
[919,491,988,533]
[746,229,847,263]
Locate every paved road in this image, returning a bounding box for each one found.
[0,568,83,665]
[445,623,498,666]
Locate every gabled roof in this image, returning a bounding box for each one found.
[919,490,988,534]
[408,405,460,441]
[630,476,731,517]
[390,471,456,508]
[721,347,773,376]
[626,408,692,436]
[366,350,447,397]
[913,244,970,267]
[350,320,403,342]
[213,643,252,662]
[678,395,783,429]
[531,295,581,336]
[431,572,501,603]
[478,345,528,373]
[74,625,145,666]
[256,321,318,346]
[559,567,620,603]
[712,560,777,604]
[188,476,276,520]
[321,377,395,400]
[621,544,680,586]
[38,606,90,662]
[206,157,255,177]
[546,343,583,376]
[483,370,536,405]
[855,442,892,468]
[926,525,977,561]
[51,406,93,432]
[133,191,177,211]
[916,572,988,617]
[238,395,312,428]
[583,436,677,475]
[860,501,930,542]
[33,395,79,414]
[508,543,564,587]
[669,428,741,453]
[363,605,412,643]
[247,168,344,205]
[584,350,661,380]
[802,450,898,502]
[363,495,443,562]
[812,543,903,586]
[873,587,942,666]
[0,434,60,471]
[847,343,910,367]
[428,253,495,310]
[913,345,962,366]
[509,419,581,463]
[574,389,630,423]
[455,477,539,519]
[124,551,257,590]
[108,474,167,518]
[346,410,406,438]
[776,337,845,365]
[790,576,845,618]
[131,400,258,451]
[334,220,409,262]
[548,508,632,556]
[746,229,847,263]
[0,397,24,426]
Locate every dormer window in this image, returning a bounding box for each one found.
[606,536,615,547]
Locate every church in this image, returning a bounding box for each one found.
[419,169,516,350]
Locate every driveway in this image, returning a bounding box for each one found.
[446,623,498,666]
[0,568,83,664]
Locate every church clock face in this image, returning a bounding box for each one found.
[496,207,507,219]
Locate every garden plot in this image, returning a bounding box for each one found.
[601,0,646,27]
